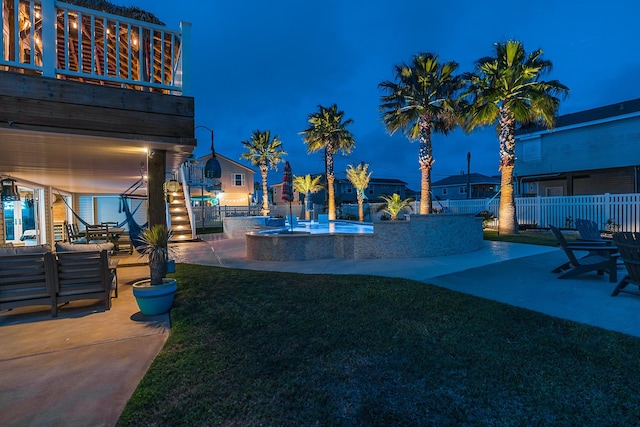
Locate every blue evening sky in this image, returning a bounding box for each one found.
[123,0,640,189]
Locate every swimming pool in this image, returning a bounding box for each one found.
[246,214,484,261]
[275,220,374,235]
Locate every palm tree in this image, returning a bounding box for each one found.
[300,104,355,220]
[346,163,372,222]
[240,130,287,215]
[293,174,324,220]
[379,52,463,214]
[377,193,413,221]
[463,40,568,234]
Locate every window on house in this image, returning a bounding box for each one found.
[232,173,245,187]
[442,188,447,195]
[545,186,563,196]
[522,137,542,162]
[368,189,374,195]
[459,187,467,194]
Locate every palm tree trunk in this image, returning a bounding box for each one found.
[357,192,364,222]
[498,165,517,234]
[326,149,336,220]
[260,166,269,216]
[498,107,518,234]
[305,191,311,220]
[327,175,336,220]
[419,118,434,214]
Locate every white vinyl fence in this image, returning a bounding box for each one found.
[435,193,640,232]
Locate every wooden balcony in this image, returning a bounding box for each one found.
[1,0,190,95]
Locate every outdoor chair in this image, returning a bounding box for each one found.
[549,225,619,282]
[576,219,612,245]
[85,224,110,244]
[64,221,85,244]
[611,232,640,297]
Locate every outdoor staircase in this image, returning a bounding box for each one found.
[167,187,193,241]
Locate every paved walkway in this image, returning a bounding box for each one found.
[1,238,639,426]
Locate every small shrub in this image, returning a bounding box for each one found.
[605,218,620,232]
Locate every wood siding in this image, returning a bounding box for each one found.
[0,72,195,145]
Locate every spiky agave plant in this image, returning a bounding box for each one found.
[139,224,172,285]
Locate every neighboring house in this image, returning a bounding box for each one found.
[514,98,640,196]
[432,173,500,200]
[273,174,411,206]
[0,0,194,244]
[186,154,255,207]
[337,177,409,203]
[271,182,303,205]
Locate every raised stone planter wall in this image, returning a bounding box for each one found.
[246,214,483,261]
[223,216,284,239]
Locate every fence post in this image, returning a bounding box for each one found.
[604,193,611,228]
[41,0,56,77]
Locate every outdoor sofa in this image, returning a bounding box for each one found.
[0,243,116,317]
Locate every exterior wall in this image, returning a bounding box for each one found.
[520,168,637,196]
[246,214,483,260]
[271,183,302,205]
[515,115,640,176]
[187,155,255,207]
[219,163,254,206]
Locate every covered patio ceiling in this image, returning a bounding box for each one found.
[0,127,195,195]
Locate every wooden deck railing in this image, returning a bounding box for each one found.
[0,0,190,95]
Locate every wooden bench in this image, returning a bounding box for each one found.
[0,246,56,316]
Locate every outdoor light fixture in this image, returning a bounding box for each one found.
[196,126,222,179]
[1,178,20,201]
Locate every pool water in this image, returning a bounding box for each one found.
[277,220,373,234]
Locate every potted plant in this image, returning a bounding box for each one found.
[132,224,177,316]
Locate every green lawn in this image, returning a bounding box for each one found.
[118,264,640,426]
[483,229,579,246]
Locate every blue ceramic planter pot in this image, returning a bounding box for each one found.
[132,278,177,316]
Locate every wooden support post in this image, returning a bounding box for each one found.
[147,149,167,229]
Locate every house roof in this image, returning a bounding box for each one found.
[197,153,255,174]
[432,173,500,187]
[516,98,640,136]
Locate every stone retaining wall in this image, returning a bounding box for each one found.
[246,214,483,261]
[223,216,284,239]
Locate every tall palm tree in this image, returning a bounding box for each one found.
[379,52,463,214]
[377,193,414,221]
[301,104,355,220]
[240,129,287,215]
[463,40,568,234]
[293,174,324,220]
[346,163,372,222]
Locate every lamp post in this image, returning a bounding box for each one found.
[195,126,222,230]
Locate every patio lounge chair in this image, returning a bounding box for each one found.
[576,219,612,245]
[611,232,640,297]
[549,225,618,282]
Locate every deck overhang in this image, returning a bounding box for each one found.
[0,72,196,195]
